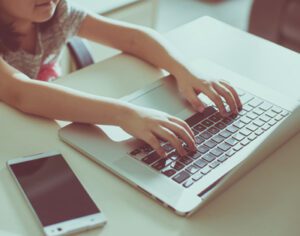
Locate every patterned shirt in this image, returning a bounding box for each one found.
[0,0,87,81]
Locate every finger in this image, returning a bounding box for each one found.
[184,88,206,112]
[161,120,196,152]
[202,85,227,116]
[143,133,165,157]
[152,126,187,156]
[168,116,195,141]
[212,82,238,115]
[219,81,243,110]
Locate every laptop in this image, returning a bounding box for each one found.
[59,58,300,216]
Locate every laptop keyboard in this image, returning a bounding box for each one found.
[128,89,290,188]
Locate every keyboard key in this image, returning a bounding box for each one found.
[197,145,210,154]
[226,125,239,133]
[142,152,161,165]
[246,112,258,120]
[194,159,208,168]
[152,158,173,171]
[261,123,271,131]
[161,167,177,177]
[183,179,194,188]
[248,98,263,108]
[195,135,205,144]
[253,119,265,127]
[268,119,277,126]
[180,156,193,165]
[247,124,259,132]
[255,128,264,136]
[271,106,282,114]
[260,102,272,111]
[209,161,220,169]
[192,172,204,181]
[260,114,271,122]
[241,138,250,146]
[239,110,247,116]
[233,143,243,151]
[185,165,199,174]
[210,148,223,157]
[204,140,217,148]
[201,166,212,175]
[215,122,227,130]
[188,151,202,160]
[218,155,228,163]
[222,117,234,125]
[194,124,206,132]
[232,133,245,141]
[220,130,232,138]
[252,108,264,115]
[265,110,277,118]
[240,128,252,136]
[274,115,283,121]
[162,143,174,153]
[248,133,257,141]
[281,110,289,117]
[208,126,220,134]
[210,113,222,122]
[226,137,239,146]
[242,104,253,112]
[218,143,231,151]
[233,120,246,129]
[202,119,214,127]
[226,149,236,157]
[203,153,217,162]
[200,131,212,139]
[170,161,185,171]
[185,107,217,127]
[172,171,190,184]
[240,116,251,124]
[212,135,225,143]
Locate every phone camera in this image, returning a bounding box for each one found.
[57,228,62,231]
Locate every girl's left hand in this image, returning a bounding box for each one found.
[175,70,243,117]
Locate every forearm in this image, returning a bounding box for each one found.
[125,28,190,79]
[9,74,131,126]
[78,14,190,79]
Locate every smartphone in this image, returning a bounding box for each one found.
[7,151,107,236]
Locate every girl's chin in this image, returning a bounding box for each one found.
[33,9,56,23]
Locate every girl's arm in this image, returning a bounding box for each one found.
[0,57,195,156]
[78,13,242,116]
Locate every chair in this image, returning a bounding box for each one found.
[66,37,94,70]
[249,0,300,52]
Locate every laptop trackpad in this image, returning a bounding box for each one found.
[129,78,189,116]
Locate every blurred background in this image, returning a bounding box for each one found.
[157,0,253,32]
[67,0,300,73]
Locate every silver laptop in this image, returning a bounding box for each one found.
[59,58,300,216]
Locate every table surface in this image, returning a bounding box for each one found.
[1,17,300,236]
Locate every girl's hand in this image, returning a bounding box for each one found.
[119,105,196,157]
[175,70,242,116]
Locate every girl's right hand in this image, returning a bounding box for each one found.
[119,105,196,157]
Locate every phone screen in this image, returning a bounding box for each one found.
[9,154,100,227]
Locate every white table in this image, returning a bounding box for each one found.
[1,17,300,236]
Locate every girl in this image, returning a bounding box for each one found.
[0,0,242,157]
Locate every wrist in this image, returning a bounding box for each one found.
[112,103,136,127]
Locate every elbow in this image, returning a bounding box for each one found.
[2,78,31,113]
